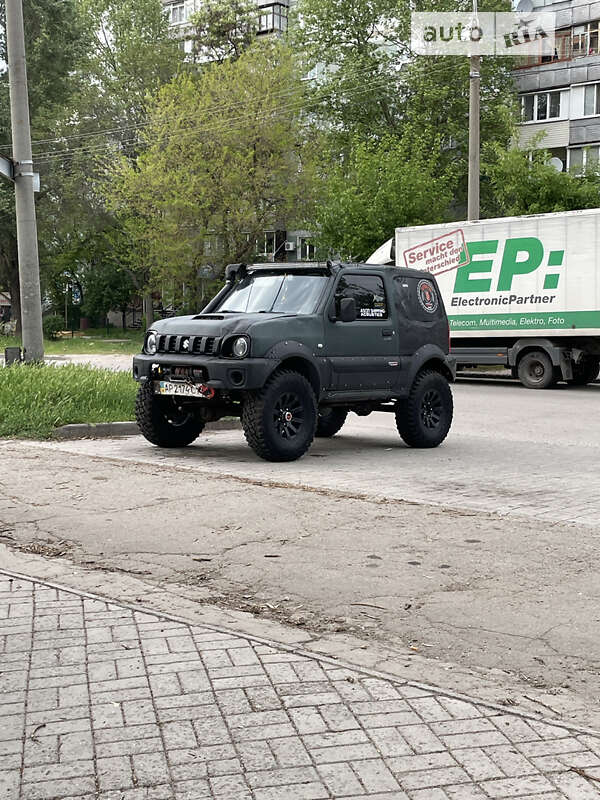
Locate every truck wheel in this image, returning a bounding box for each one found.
[135,381,205,447]
[242,370,317,462]
[568,356,600,386]
[315,407,348,438]
[395,369,453,448]
[517,350,556,389]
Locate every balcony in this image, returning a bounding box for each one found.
[257,2,288,35]
[513,30,572,69]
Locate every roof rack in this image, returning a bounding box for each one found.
[246,261,333,270]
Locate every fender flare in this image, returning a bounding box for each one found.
[263,341,327,398]
[406,344,456,387]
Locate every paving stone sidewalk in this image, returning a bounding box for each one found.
[2,572,600,800]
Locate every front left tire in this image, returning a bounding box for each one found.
[135,381,205,447]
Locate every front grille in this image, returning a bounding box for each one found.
[156,334,219,355]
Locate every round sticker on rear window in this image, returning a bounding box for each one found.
[417,279,438,313]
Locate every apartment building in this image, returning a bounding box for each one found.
[162,0,292,55]
[515,0,600,171]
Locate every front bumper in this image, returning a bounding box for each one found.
[132,353,274,391]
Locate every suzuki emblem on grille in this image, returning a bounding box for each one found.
[182,338,190,351]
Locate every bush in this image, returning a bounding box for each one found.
[43,314,65,340]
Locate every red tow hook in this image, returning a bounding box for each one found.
[199,384,216,399]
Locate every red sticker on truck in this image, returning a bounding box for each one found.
[403,229,470,275]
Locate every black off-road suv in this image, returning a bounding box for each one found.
[133,262,455,461]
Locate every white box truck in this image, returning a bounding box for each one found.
[368,208,600,388]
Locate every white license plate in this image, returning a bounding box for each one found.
[156,381,204,397]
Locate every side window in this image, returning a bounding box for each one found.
[335,274,388,320]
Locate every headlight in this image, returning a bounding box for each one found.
[145,331,158,355]
[232,336,249,358]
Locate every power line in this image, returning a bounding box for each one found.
[32,71,398,165]
[1,61,403,154]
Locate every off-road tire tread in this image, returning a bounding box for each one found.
[395,369,453,448]
[242,369,317,461]
[315,408,348,438]
[135,381,205,447]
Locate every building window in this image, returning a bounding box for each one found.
[568,144,600,172]
[256,231,276,259]
[520,91,562,122]
[298,238,316,261]
[572,22,600,57]
[168,3,186,25]
[258,3,288,34]
[582,83,600,116]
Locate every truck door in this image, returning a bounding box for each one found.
[324,272,397,391]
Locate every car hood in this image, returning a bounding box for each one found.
[151,312,293,338]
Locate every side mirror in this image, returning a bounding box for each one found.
[339,297,357,323]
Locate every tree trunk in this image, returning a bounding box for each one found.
[143,294,154,327]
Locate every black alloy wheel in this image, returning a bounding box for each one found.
[242,369,317,462]
[273,391,304,440]
[395,369,453,448]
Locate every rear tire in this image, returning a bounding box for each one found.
[517,350,556,390]
[135,381,205,447]
[242,370,317,462]
[395,370,453,448]
[315,407,348,438]
[567,356,600,386]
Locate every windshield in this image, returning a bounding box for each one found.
[217,272,328,314]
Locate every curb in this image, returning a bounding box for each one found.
[52,418,241,440]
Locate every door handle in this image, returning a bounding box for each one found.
[382,328,394,337]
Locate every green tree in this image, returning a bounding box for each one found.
[482,145,600,217]
[315,130,455,260]
[291,0,405,139]
[42,228,135,328]
[0,0,89,332]
[81,250,136,330]
[76,0,182,133]
[105,41,317,301]
[293,0,517,234]
[34,0,184,326]
[188,0,259,64]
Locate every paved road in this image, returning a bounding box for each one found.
[36,378,600,527]
[4,572,600,800]
[3,379,600,730]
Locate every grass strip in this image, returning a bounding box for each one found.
[0,363,137,439]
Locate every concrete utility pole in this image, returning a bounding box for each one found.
[6,0,44,361]
[467,0,480,222]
